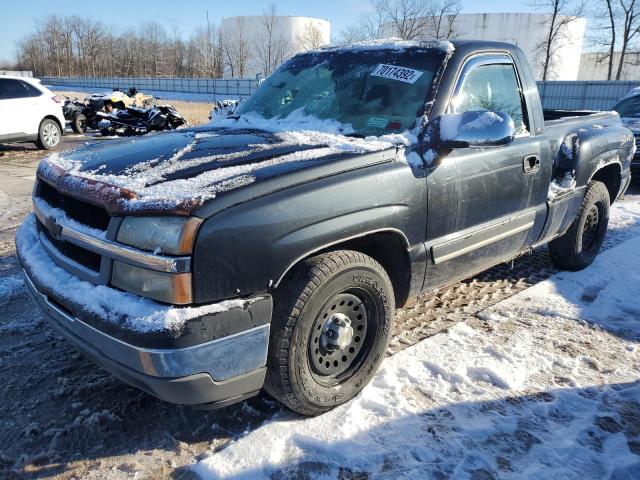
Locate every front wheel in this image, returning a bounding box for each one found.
[265,250,395,416]
[549,180,610,271]
[36,119,61,150]
[72,113,86,134]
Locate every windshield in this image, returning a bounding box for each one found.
[613,96,640,118]
[236,48,446,136]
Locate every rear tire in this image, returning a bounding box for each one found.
[36,119,61,150]
[548,180,610,271]
[265,250,395,416]
[72,113,86,134]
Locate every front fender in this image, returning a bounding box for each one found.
[192,160,426,303]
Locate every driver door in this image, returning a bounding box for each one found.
[425,54,546,289]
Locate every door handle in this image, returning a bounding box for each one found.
[523,155,540,174]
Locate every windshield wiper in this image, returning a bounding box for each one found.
[346,133,365,138]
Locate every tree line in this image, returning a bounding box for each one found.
[8,4,325,78]
[5,0,640,81]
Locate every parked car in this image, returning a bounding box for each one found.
[0,76,65,149]
[612,88,640,177]
[17,40,635,416]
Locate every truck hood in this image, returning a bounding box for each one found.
[37,127,401,216]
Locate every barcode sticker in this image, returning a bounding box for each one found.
[370,64,424,84]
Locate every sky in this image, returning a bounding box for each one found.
[0,0,540,61]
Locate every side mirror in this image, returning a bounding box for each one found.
[434,110,516,149]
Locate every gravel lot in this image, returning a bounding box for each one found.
[1,137,638,479]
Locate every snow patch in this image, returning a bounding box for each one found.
[193,228,640,479]
[0,274,24,305]
[548,170,577,200]
[320,37,454,54]
[16,214,256,333]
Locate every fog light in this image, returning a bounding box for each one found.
[111,261,192,304]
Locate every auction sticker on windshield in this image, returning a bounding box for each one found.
[370,64,424,84]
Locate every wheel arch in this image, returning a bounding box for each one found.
[589,162,622,204]
[275,228,412,308]
[41,115,63,133]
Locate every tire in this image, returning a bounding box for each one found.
[36,119,61,150]
[549,180,610,271]
[72,113,86,134]
[265,250,395,416]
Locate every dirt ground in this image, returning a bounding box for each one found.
[1,136,639,479]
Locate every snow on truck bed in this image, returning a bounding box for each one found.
[193,204,640,479]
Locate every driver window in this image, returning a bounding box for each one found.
[451,63,529,136]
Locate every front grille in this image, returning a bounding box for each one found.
[39,220,102,272]
[38,181,111,231]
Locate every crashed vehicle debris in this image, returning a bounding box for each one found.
[62,88,179,135]
[97,104,188,137]
[17,40,635,416]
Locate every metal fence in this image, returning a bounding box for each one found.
[40,76,258,97]
[40,76,640,110]
[537,81,640,111]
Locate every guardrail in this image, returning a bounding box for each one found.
[40,77,640,110]
[40,76,258,97]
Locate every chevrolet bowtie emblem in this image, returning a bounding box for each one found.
[45,215,63,238]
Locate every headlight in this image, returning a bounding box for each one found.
[111,261,192,304]
[117,216,202,255]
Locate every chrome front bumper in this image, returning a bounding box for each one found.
[23,270,270,408]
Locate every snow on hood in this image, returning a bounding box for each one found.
[38,112,411,215]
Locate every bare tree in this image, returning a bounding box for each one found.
[339,0,460,44]
[374,0,461,40]
[338,8,386,44]
[222,17,251,77]
[588,0,640,80]
[296,21,327,51]
[530,0,584,81]
[255,3,291,75]
[614,0,640,79]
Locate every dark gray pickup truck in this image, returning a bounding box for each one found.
[17,40,635,416]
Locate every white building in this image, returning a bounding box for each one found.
[221,15,330,78]
[382,13,587,81]
[449,14,586,81]
[578,52,640,80]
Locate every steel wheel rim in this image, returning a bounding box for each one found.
[582,204,600,252]
[43,123,59,146]
[308,289,376,386]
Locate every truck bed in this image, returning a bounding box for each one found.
[543,109,614,123]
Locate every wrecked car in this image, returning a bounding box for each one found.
[17,40,635,416]
[97,104,188,136]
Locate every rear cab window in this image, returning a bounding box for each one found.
[21,81,43,97]
[0,78,33,99]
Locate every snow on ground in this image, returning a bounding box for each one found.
[0,273,23,306]
[193,213,640,479]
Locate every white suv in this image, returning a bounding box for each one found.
[0,76,65,149]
